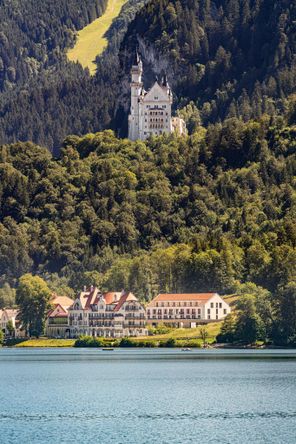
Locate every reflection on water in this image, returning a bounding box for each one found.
[0,348,296,444]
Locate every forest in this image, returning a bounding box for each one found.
[0,0,295,345]
[0,98,295,343]
[0,0,296,151]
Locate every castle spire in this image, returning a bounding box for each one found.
[162,73,168,86]
[133,48,141,66]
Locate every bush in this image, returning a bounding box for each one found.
[74,335,104,347]
[137,340,158,347]
[165,338,176,347]
[149,323,173,335]
[119,338,136,347]
[176,340,201,348]
[4,338,27,346]
[159,338,176,347]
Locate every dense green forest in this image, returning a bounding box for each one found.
[1,0,296,151]
[121,0,296,122]
[0,0,108,91]
[0,101,295,343]
[0,0,146,152]
[0,0,295,345]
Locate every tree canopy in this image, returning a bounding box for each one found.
[16,274,52,337]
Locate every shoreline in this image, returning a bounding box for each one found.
[3,340,295,350]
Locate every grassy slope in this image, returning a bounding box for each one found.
[13,324,222,347]
[16,339,76,347]
[133,322,223,346]
[67,0,127,74]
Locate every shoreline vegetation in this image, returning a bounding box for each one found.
[8,324,222,348]
[67,0,127,74]
[6,322,292,349]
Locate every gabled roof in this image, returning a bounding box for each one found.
[51,296,74,310]
[114,292,138,312]
[48,303,69,318]
[148,293,217,305]
[103,292,123,305]
[74,287,100,309]
[143,82,171,102]
[2,308,19,319]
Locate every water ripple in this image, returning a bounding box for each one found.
[1,411,295,421]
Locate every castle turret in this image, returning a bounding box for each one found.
[128,54,186,140]
[128,51,143,141]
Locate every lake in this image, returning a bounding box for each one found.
[0,348,296,443]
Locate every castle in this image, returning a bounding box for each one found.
[128,52,186,141]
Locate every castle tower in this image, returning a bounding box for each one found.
[128,51,143,141]
[128,52,186,140]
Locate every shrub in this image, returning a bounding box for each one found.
[74,335,104,347]
[138,340,158,347]
[119,338,136,347]
[150,323,173,335]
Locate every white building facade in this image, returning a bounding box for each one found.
[0,308,25,337]
[68,288,147,338]
[146,293,231,328]
[128,52,186,141]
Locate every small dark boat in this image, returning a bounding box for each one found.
[102,348,114,351]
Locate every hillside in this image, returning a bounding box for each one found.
[0,0,108,91]
[1,0,296,151]
[118,0,296,125]
[0,107,295,293]
[67,0,128,74]
[0,0,146,152]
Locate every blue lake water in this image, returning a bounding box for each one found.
[0,348,296,443]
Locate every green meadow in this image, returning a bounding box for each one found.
[67,0,127,74]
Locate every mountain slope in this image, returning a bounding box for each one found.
[1,0,296,151]
[0,0,108,91]
[119,0,296,124]
[0,108,295,298]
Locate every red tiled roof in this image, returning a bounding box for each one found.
[103,292,122,305]
[114,292,138,311]
[51,296,74,309]
[149,293,217,303]
[48,303,68,318]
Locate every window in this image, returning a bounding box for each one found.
[224,309,227,315]
[211,303,214,308]
[219,303,222,308]
[208,309,210,314]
